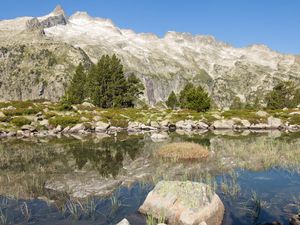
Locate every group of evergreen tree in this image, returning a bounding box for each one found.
[166,83,211,112]
[265,80,300,109]
[229,80,300,110]
[63,54,144,108]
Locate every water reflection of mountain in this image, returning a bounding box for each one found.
[68,136,145,177]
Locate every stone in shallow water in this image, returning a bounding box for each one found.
[151,132,169,142]
[116,218,131,225]
[290,213,300,225]
[139,181,224,225]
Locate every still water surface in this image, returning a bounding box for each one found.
[0,131,299,225]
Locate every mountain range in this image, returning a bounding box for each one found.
[1,5,300,108]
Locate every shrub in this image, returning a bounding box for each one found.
[0,116,11,123]
[63,63,87,104]
[166,91,179,109]
[86,55,144,108]
[179,83,211,112]
[49,116,80,128]
[265,81,300,109]
[11,117,31,127]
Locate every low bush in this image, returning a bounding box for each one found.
[49,116,80,128]
[11,117,31,127]
[289,115,300,125]
[0,116,11,123]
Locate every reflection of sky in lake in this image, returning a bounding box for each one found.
[0,132,299,225]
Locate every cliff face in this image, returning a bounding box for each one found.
[0,6,300,107]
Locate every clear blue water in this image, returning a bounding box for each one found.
[0,132,299,225]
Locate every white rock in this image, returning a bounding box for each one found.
[150,121,160,128]
[69,123,85,133]
[0,111,5,117]
[256,110,269,117]
[176,120,195,130]
[250,123,270,129]
[81,102,95,108]
[212,120,234,129]
[197,121,209,129]
[39,119,49,127]
[289,111,300,115]
[62,126,70,133]
[151,133,169,142]
[159,120,170,128]
[95,121,110,132]
[116,219,130,225]
[267,116,282,129]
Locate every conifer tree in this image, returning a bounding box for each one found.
[179,83,211,112]
[179,83,195,108]
[86,54,144,108]
[166,91,179,109]
[266,81,300,109]
[63,63,86,104]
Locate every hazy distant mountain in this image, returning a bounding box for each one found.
[1,5,299,107]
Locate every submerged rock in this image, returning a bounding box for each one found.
[139,181,224,225]
[212,119,234,129]
[116,218,131,225]
[290,213,300,225]
[151,132,169,142]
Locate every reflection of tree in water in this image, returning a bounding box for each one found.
[68,136,145,177]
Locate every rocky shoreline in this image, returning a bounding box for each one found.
[1,101,300,139]
[0,114,300,139]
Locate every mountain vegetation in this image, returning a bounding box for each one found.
[166,83,211,112]
[166,91,179,109]
[265,81,300,109]
[63,54,144,108]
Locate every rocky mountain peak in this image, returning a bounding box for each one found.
[52,4,65,16]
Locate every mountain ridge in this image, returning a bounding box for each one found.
[0,6,299,108]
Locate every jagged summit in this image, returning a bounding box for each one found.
[52,4,65,16]
[0,7,299,107]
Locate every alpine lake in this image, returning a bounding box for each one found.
[0,130,299,225]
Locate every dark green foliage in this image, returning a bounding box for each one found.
[123,73,145,107]
[265,81,300,109]
[86,55,144,108]
[11,117,31,127]
[179,83,195,108]
[166,91,179,109]
[230,97,244,110]
[63,63,87,104]
[179,83,211,112]
[49,116,80,128]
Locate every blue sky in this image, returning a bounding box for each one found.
[1,0,299,54]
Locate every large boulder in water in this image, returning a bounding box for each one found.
[139,181,224,225]
[290,213,300,225]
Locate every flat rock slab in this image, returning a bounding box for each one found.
[139,181,224,225]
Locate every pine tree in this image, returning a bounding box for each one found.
[63,63,86,104]
[230,96,243,109]
[86,55,144,108]
[185,85,211,112]
[166,91,179,109]
[123,73,145,107]
[179,83,195,108]
[266,81,300,109]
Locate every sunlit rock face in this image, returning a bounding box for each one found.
[1,6,300,106]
